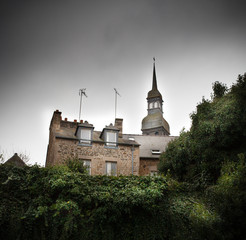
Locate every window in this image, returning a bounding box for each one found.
[152,150,161,155]
[154,102,158,108]
[80,129,92,145]
[149,102,154,109]
[106,162,117,176]
[106,132,117,147]
[83,160,91,175]
[76,122,94,146]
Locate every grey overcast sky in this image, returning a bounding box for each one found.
[0,0,246,165]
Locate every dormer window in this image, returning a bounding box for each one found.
[106,131,117,147]
[75,121,94,146]
[100,123,119,149]
[80,129,92,145]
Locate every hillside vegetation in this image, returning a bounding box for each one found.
[159,73,246,239]
[1,73,246,239]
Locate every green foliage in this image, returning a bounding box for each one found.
[65,157,88,174]
[212,81,227,99]
[158,73,246,239]
[158,130,192,181]
[0,164,222,240]
[207,153,246,239]
[159,73,246,184]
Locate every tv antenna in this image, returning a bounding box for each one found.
[114,88,121,119]
[79,88,87,122]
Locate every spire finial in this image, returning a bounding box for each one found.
[153,57,155,63]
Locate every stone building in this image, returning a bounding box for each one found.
[45,61,176,176]
[46,112,140,176]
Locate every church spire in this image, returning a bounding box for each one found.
[152,58,157,90]
[147,58,162,101]
[141,59,170,136]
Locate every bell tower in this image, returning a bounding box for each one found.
[141,60,170,136]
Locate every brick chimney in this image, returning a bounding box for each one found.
[114,118,123,138]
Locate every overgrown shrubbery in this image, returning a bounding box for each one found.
[0,163,220,240]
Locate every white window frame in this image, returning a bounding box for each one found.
[105,131,117,148]
[83,160,91,175]
[79,128,92,145]
[106,161,117,176]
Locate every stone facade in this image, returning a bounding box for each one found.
[46,110,140,176]
[123,134,176,176]
[139,158,159,176]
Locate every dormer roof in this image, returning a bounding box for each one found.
[99,123,119,139]
[54,120,139,146]
[75,121,94,136]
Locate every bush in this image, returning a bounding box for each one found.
[0,164,222,240]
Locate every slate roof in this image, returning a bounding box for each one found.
[147,63,163,101]
[141,111,170,134]
[123,134,176,159]
[55,126,140,146]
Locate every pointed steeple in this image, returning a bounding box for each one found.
[152,60,158,90]
[147,58,162,101]
[141,59,170,136]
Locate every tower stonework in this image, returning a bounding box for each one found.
[141,62,170,136]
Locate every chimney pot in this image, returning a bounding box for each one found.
[74,119,77,123]
[65,118,68,121]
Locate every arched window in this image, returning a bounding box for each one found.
[154,102,158,108]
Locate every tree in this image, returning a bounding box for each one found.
[159,73,246,185]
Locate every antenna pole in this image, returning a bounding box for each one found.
[79,88,87,122]
[114,88,121,119]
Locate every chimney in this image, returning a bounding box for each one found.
[51,110,62,131]
[115,118,123,138]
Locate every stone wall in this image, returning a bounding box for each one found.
[139,158,159,176]
[46,110,140,176]
[51,137,140,176]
